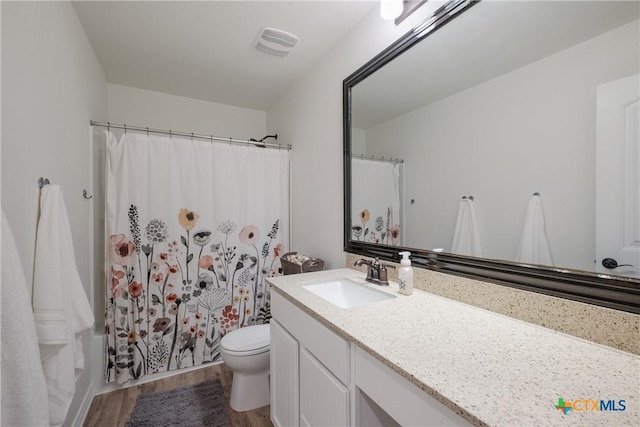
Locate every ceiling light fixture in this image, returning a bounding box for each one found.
[380,0,403,20]
[255,27,299,57]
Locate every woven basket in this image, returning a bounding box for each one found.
[281,252,325,275]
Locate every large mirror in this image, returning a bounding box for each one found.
[344,0,640,313]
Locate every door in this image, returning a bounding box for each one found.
[299,348,349,427]
[596,74,640,277]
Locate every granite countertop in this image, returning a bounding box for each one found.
[267,268,639,427]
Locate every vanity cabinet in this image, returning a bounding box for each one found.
[270,285,471,427]
[271,290,350,427]
[268,269,638,426]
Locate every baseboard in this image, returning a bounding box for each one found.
[70,380,97,427]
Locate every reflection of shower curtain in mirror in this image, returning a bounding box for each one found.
[351,158,401,245]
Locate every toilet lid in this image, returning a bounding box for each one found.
[221,324,270,354]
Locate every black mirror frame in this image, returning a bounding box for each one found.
[343,0,640,314]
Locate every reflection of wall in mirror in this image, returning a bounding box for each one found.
[360,20,639,272]
[352,128,367,153]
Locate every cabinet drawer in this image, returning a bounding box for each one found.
[272,289,350,384]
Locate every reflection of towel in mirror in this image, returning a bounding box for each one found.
[516,195,553,266]
[1,210,50,427]
[451,198,483,257]
[33,185,95,426]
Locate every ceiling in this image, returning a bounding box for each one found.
[72,1,378,111]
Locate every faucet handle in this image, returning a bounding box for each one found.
[379,268,387,283]
[369,258,380,280]
[379,263,395,283]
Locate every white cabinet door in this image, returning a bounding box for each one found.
[300,348,349,427]
[270,320,299,427]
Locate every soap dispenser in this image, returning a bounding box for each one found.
[398,251,413,296]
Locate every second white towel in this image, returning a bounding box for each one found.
[516,194,553,266]
[33,185,95,426]
[451,198,483,257]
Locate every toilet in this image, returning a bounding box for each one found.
[220,324,271,412]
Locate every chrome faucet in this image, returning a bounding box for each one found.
[354,258,395,286]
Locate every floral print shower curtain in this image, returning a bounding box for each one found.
[104,131,289,383]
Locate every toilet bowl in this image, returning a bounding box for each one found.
[220,324,270,412]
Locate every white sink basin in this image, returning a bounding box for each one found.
[303,279,395,308]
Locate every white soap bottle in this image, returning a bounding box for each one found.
[398,251,413,296]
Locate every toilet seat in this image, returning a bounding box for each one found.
[221,324,270,356]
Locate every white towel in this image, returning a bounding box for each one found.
[33,185,94,426]
[1,210,51,427]
[451,198,483,257]
[516,195,553,266]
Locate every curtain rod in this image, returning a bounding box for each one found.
[90,121,291,150]
[351,152,404,164]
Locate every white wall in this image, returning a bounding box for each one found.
[267,2,446,269]
[107,84,266,138]
[364,21,639,271]
[1,1,108,424]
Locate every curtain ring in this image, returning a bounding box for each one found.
[146,127,149,137]
[107,122,110,132]
[191,132,194,142]
[124,124,127,134]
[169,130,172,138]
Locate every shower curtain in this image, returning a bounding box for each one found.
[104,131,289,384]
[351,157,401,245]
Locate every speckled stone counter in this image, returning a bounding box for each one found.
[346,253,640,355]
[267,268,639,427]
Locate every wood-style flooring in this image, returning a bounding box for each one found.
[84,363,273,427]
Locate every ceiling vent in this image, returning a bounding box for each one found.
[255,27,299,57]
